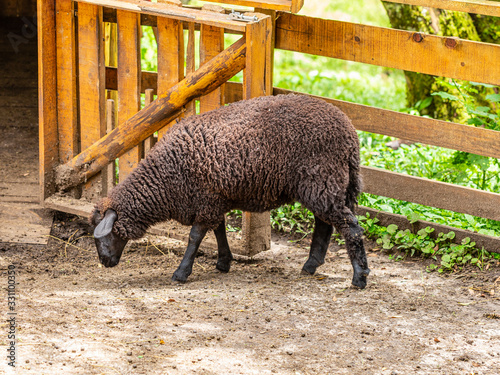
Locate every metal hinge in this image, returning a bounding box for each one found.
[229,10,258,23]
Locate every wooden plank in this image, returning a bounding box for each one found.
[157,16,184,139]
[255,8,276,96]
[200,6,225,114]
[143,89,156,155]
[270,86,500,160]
[244,14,272,99]
[103,8,245,34]
[38,0,59,201]
[227,81,500,160]
[56,0,78,164]
[275,13,500,86]
[75,0,247,32]
[356,206,500,254]
[102,99,116,196]
[56,37,247,190]
[361,166,500,222]
[185,22,196,117]
[203,0,291,11]
[382,0,500,17]
[117,10,142,182]
[241,15,273,257]
[78,3,106,200]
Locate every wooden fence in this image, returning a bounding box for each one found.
[38,0,500,253]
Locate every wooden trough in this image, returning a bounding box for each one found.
[38,0,500,253]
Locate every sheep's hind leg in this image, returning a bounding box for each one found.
[172,223,209,283]
[332,208,370,289]
[214,221,233,273]
[302,215,333,275]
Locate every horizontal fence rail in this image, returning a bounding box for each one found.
[75,0,247,31]
[275,12,500,86]
[382,0,500,17]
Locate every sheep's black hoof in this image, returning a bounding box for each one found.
[171,270,189,283]
[351,267,370,289]
[216,260,231,273]
[301,257,323,275]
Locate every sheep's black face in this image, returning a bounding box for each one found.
[93,209,128,267]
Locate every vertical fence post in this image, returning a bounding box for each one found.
[185,22,196,117]
[241,15,273,256]
[78,3,106,200]
[38,0,58,202]
[102,99,116,196]
[117,10,142,183]
[56,0,78,164]
[143,88,156,156]
[157,13,184,138]
[200,5,225,114]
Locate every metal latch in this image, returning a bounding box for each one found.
[229,10,258,22]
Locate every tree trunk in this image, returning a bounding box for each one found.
[382,2,484,122]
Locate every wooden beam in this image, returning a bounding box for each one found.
[185,21,196,117]
[200,5,225,114]
[361,166,500,222]
[209,0,292,11]
[143,89,156,156]
[56,0,78,164]
[382,0,500,17]
[157,16,184,139]
[241,14,273,257]
[56,37,247,190]
[117,10,142,182]
[102,99,116,196]
[38,0,59,201]
[77,3,106,200]
[75,0,248,32]
[275,12,500,86]
[103,7,245,35]
[223,82,500,160]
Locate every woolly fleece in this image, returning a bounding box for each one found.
[92,94,361,240]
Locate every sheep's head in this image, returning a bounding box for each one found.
[91,209,128,267]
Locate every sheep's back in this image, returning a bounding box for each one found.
[156,94,359,212]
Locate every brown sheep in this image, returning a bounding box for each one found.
[91,94,370,288]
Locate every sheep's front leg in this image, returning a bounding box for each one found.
[172,223,209,282]
[214,221,233,273]
[302,216,333,275]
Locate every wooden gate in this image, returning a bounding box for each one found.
[38,0,500,253]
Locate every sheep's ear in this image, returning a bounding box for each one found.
[94,209,117,239]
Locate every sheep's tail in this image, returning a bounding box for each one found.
[345,151,362,212]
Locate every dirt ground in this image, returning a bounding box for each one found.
[1,213,499,375]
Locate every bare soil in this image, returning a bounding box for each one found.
[1,213,499,375]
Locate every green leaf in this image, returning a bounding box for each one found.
[387,224,398,234]
[467,117,484,126]
[417,96,433,111]
[431,92,459,101]
[407,212,420,224]
[486,93,500,103]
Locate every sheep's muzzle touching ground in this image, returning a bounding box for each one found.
[93,209,129,268]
